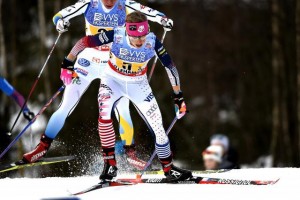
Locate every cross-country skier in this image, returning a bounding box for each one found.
[20,0,174,166]
[60,11,191,181]
[0,76,34,122]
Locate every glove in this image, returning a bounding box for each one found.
[60,57,76,85]
[56,19,70,33]
[173,91,187,119]
[23,109,35,122]
[161,17,173,31]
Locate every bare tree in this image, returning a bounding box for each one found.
[296,0,300,162]
[0,0,7,116]
[270,0,283,166]
[38,0,51,100]
[270,0,297,166]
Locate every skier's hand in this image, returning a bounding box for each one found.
[60,57,77,85]
[56,19,70,33]
[161,17,173,31]
[173,91,187,119]
[23,109,35,122]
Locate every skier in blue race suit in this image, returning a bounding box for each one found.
[20,0,173,168]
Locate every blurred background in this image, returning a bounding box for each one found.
[1,0,300,177]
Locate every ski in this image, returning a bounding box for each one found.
[117,176,280,185]
[72,180,133,195]
[129,168,232,175]
[72,173,279,195]
[0,155,75,173]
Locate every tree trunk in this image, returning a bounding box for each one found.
[38,0,51,101]
[270,0,283,166]
[296,0,300,163]
[0,0,6,77]
[10,0,17,85]
[0,0,8,117]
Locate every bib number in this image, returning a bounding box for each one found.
[122,62,132,71]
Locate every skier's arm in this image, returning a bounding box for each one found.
[154,38,187,118]
[60,30,113,86]
[52,0,90,32]
[125,0,173,31]
[154,38,181,93]
[66,30,114,61]
[0,76,35,121]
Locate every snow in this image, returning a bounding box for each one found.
[0,168,299,200]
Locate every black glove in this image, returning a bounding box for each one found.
[61,57,75,71]
[173,91,187,119]
[23,109,35,122]
[60,57,77,85]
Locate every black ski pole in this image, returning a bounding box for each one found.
[7,33,62,136]
[141,116,178,176]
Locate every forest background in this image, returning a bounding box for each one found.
[0,0,299,177]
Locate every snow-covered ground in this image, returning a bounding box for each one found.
[0,168,298,200]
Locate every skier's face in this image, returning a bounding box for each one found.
[101,0,117,9]
[128,35,147,48]
[203,159,219,170]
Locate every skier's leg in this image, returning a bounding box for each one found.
[128,78,191,180]
[114,98,147,169]
[114,98,134,146]
[22,49,99,163]
[22,78,91,163]
[98,78,122,180]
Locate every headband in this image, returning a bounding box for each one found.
[126,21,149,37]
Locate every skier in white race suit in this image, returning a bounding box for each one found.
[20,0,173,167]
[61,11,191,181]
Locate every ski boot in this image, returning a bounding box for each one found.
[160,155,192,181]
[99,147,118,181]
[22,133,53,163]
[124,144,147,170]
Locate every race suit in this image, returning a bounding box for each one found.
[47,0,170,146]
[68,27,181,159]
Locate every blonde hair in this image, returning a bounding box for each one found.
[126,11,147,23]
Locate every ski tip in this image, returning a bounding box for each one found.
[37,155,76,164]
[65,155,76,161]
[54,155,76,161]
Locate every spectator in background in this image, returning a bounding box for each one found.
[202,145,223,170]
[210,134,240,169]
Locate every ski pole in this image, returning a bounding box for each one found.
[141,116,178,176]
[0,85,65,160]
[7,33,62,136]
[148,29,167,82]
